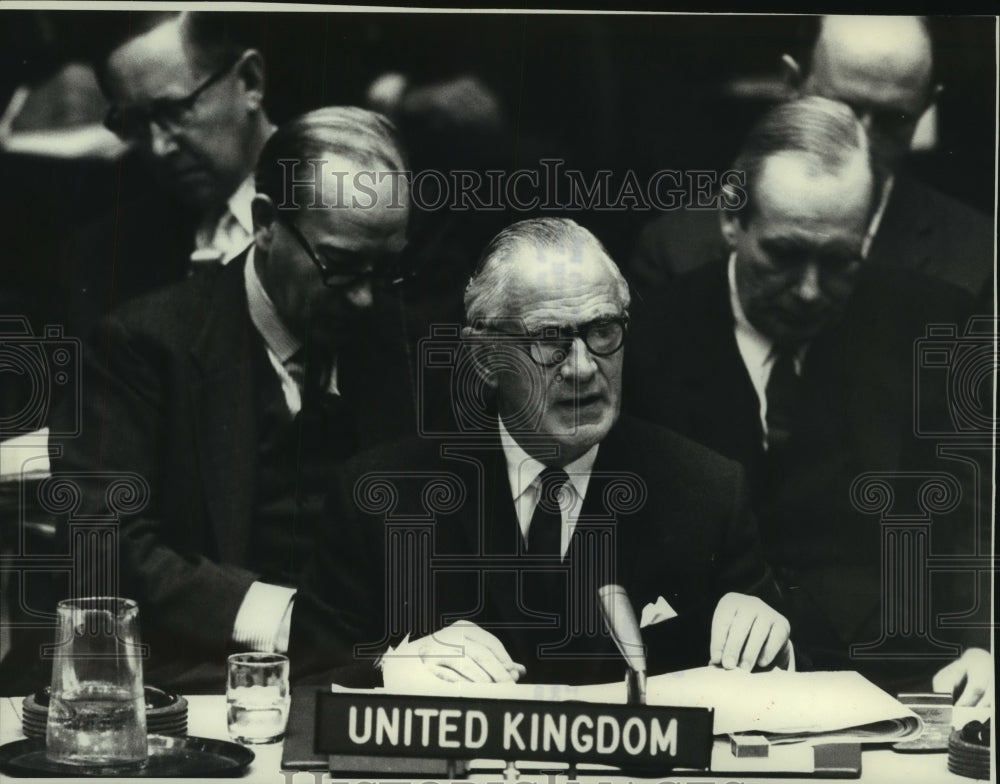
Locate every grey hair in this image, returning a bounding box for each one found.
[464,217,630,325]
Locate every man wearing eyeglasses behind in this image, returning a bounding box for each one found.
[59,11,276,340]
[290,217,791,687]
[50,107,418,692]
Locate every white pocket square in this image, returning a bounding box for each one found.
[639,595,678,629]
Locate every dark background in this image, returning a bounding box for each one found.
[1,11,995,330]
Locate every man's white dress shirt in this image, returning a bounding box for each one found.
[497,417,599,560]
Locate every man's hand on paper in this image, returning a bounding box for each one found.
[709,592,792,671]
[932,648,993,706]
[387,621,528,684]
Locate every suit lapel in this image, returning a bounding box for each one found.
[672,264,764,467]
[578,422,671,599]
[188,253,258,566]
[480,437,532,627]
[337,301,416,450]
[821,272,907,471]
[868,176,935,275]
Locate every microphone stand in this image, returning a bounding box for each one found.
[597,584,648,706]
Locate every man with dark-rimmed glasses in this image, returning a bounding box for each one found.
[51,106,419,693]
[98,12,273,247]
[60,11,276,341]
[291,217,792,688]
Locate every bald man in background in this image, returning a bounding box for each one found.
[630,15,993,300]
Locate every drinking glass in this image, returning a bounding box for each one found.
[227,652,290,744]
[46,597,147,767]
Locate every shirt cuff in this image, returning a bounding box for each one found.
[232,582,296,653]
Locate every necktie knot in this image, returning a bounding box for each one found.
[536,467,570,513]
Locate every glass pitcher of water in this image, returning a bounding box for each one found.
[46,597,148,767]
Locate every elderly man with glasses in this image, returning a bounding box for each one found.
[59,11,276,340]
[49,106,419,693]
[290,217,791,687]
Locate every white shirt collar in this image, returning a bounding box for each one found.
[497,416,600,557]
[862,173,894,259]
[497,416,599,504]
[244,247,340,411]
[244,246,301,364]
[192,175,256,265]
[728,250,773,372]
[227,175,256,237]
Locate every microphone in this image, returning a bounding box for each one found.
[597,584,647,704]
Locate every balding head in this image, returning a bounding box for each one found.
[788,15,938,174]
[722,97,874,346]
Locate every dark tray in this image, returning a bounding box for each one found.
[0,735,254,778]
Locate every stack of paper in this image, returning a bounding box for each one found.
[375,665,922,742]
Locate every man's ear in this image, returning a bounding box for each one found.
[251,194,277,253]
[780,53,804,96]
[719,209,740,249]
[235,49,266,111]
[461,326,498,390]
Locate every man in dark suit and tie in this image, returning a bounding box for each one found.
[49,107,417,692]
[626,96,991,704]
[630,16,993,301]
[291,217,791,687]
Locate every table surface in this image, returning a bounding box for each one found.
[0,695,987,783]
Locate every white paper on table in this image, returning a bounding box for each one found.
[374,662,921,741]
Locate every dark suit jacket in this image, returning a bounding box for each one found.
[58,187,202,343]
[290,414,784,687]
[624,261,987,692]
[49,251,418,692]
[628,175,994,300]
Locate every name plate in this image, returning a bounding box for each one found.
[315,692,713,770]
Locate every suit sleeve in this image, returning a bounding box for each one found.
[51,313,257,655]
[288,459,388,686]
[716,460,785,614]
